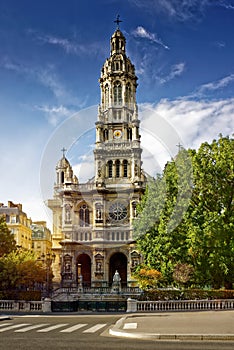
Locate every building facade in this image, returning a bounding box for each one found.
[0,201,32,250]
[31,221,52,257]
[47,26,146,288]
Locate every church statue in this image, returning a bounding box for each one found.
[111,270,121,293]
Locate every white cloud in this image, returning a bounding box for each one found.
[194,74,234,96]
[140,97,234,158]
[35,104,75,126]
[28,30,105,57]
[129,0,210,21]
[132,26,169,49]
[157,62,185,84]
[218,1,234,10]
[73,160,94,183]
[213,41,226,48]
[36,68,89,108]
[37,34,80,54]
[0,56,32,75]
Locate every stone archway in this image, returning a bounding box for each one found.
[109,252,128,287]
[77,253,91,287]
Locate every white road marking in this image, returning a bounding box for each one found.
[123,323,137,329]
[0,323,11,327]
[37,324,68,332]
[83,324,107,333]
[15,324,48,332]
[0,324,29,332]
[60,323,88,333]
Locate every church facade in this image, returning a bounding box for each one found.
[47,25,146,289]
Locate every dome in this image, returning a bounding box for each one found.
[56,156,70,170]
[111,29,125,40]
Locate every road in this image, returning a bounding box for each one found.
[0,314,234,350]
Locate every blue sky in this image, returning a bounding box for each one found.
[0,0,234,227]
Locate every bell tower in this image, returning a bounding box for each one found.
[95,23,142,188]
[48,18,146,290]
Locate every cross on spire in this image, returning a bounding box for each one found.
[176,142,183,151]
[61,147,67,158]
[114,14,122,29]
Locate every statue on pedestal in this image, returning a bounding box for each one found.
[111,270,121,293]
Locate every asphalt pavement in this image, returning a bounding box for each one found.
[109,310,234,341]
[1,310,234,341]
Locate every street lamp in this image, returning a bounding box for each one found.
[39,252,56,297]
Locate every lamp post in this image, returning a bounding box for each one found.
[39,252,56,297]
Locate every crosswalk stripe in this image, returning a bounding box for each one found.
[60,323,87,333]
[83,324,107,333]
[37,324,68,332]
[15,324,48,332]
[0,324,29,332]
[123,322,137,329]
[0,323,11,328]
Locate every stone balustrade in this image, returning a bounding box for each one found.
[0,299,51,313]
[1,298,233,313]
[127,298,234,313]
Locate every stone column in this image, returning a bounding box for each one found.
[42,298,52,313]
[126,298,137,313]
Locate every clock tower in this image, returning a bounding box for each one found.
[95,27,142,188]
[47,20,146,292]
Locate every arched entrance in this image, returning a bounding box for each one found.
[77,253,91,287]
[109,253,128,287]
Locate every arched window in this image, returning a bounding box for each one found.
[114,82,122,106]
[126,83,131,105]
[103,129,109,141]
[116,38,119,51]
[108,160,113,178]
[61,171,64,184]
[127,128,132,140]
[104,84,109,109]
[79,204,90,227]
[116,160,120,178]
[123,160,128,178]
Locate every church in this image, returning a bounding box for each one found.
[47,21,147,290]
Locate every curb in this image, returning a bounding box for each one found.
[0,315,12,321]
[109,316,234,341]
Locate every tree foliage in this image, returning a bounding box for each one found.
[0,216,16,257]
[134,135,234,289]
[132,265,162,290]
[0,249,47,291]
[173,263,194,286]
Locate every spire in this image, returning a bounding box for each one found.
[114,14,122,30]
[111,21,126,56]
[61,147,67,158]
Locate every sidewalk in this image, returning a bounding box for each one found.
[109,310,234,341]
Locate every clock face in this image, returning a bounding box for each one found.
[113,129,122,139]
[109,202,127,221]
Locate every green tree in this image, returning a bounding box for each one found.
[0,250,47,291]
[134,135,234,289]
[0,216,16,257]
[187,136,234,288]
[134,149,193,284]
